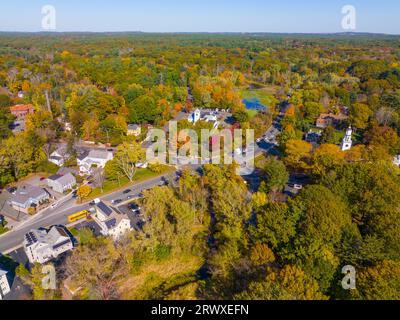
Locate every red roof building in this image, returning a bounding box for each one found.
[9,104,34,120]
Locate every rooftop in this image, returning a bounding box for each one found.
[24,226,71,247]
[9,104,34,112]
[48,173,76,185]
[10,185,48,205]
[97,201,113,217]
[128,124,140,130]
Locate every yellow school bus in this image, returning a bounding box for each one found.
[67,210,90,223]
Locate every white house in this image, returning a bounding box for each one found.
[0,269,11,300]
[202,113,218,123]
[9,185,50,214]
[92,201,132,240]
[127,124,141,137]
[394,155,400,167]
[77,149,114,175]
[49,147,71,167]
[341,127,353,151]
[23,226,74,264]
[47,173,77,194]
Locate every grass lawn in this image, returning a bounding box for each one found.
[0,221,9,235]
[246,109,258,119]
[88,166,175,200]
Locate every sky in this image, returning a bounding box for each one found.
[0,0,399,34]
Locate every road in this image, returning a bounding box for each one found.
[0,174,173,254]
[0,102,288,255]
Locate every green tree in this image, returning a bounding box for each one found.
[262,158,289,193]
[113,141,145,182]
[349,103,372,129]
[235,265,327,300]
[353,260,400,300]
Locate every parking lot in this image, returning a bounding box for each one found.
[117,201,145,231]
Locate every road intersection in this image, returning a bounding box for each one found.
[0,103,288,255]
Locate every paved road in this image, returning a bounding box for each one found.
[0,174,174,254]
[0,102,288,255]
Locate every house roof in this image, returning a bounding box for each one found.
[10,104,34,112]
[128,124,140,130]
[0,269,7,277]
[318,113,348,121]
[88,149,112,160]
[51,147,71,158]
[77,150,90,160]
[57,167,79,176]
[97,201,113,217]
[48,173,76,186]
[105,218,117,229]
[11,185,48,206]
[24,226,71,248]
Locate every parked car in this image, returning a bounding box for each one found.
[40,177,46,181]
[129,203,141,212]
[288,183,303,190]
[112,199,123,205]
[7,187,17,194]
[123,189,131,194]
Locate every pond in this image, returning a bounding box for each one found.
[242,98,268,111]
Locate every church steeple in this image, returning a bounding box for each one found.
[341,126,353,151]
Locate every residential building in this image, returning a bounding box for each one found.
[394,155,400,167]
[9,185,50,214]
[202,113,218,123]
[305,129,322,144]
[9,104,34,120]
[57,167,79,177]
[49,147,72,167]
[0,269,11,300]
[341,127,353,151]
[127,124,141,137]
[77,149,114,175]
[47,173,76,194]
[92,201,132,240]
[23,226,74,264]
[316,113,348,129]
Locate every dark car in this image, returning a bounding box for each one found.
[123,189,131,194]
[112,199,123,205]
[7,187,17,194]
[129,203,141,212]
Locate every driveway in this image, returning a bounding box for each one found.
[0,191,29,222]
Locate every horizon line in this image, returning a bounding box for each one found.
[0,30,399,36]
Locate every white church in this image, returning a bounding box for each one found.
[341,127,353,151]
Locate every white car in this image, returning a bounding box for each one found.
[136,162,148,169]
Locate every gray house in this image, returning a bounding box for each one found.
[9,185,50,213]
[47,173,77,194]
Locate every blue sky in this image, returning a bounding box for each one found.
[0,0,399,34]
